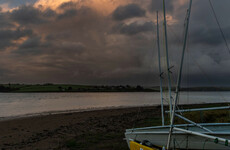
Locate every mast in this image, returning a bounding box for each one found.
[167,0,193,149]
[156,11,165,126]
[162,0,172,121]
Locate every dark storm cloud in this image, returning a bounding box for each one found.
[0,28,33,49]
[10,5,48,25]
[42,8,56,18]
[114,21,154,35]
[148,0,174,12]
[58,1,76,10]
[0,28,33,40]
[0,12,15,29]
[57,42,85,52]
[0,0,229,86]
[190,27,227,46]
[0,1,156,85]
[57,9,77,19]
[112,4,146,21]
[0,0,37,8]
[56,1,78,19]
[19,37,41,49]
[208,51,221,64]
[14,36,52,55]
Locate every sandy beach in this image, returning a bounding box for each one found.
[0,106,162,150]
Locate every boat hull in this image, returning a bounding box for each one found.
[125,123,230,150]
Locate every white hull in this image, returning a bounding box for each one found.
[125,123,230,150]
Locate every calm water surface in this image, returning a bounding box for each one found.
[0,92,229,118]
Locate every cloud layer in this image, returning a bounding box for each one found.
[0,0,229,86]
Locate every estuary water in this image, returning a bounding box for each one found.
[0,92,229,118]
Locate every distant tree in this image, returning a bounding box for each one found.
[58,86,62,91]
[68,86,72,91]
[136,85,144,91]
[126,85,131,88]
[0,85,5,91]
[44,83,53,86]
[0,85,11,92]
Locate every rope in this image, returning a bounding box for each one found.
[174,8,189,112]
[208,0,230,55]
[202,139,209,150]
[186,26,190,105]
[184,1,229,103]
[132,107,141,133]
[193,60,228,103]
[162,19,169,106]
[149,23,159,83]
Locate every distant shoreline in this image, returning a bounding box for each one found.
[1,83,230,92]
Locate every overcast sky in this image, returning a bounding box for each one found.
[0,0,229,86]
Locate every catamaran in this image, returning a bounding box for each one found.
[125,0,230,149]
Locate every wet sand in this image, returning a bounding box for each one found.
[0,106,161,150]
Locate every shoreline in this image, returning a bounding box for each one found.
[0,102,228,122]
[0,105,151,122]
[0,105,160,149]
[0,103,229,149]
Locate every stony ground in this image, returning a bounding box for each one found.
[0,103,229,150]
[0,106,162,150]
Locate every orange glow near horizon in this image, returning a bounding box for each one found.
[34,0,131,15]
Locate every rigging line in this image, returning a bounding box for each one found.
[209,0,230,105]
[163,0,173,120]
[132,107,141,132]
[184,38,229,103]
[178,13,189,106]
[162,19,169,104]
[186,24,228,102]
[148,26,159,81]
[208,0,230,55]
[175,8,190,112]
[160,12,184,46]
[186,26,191,106]
[158,13,170,100]
[162,45,171,122]
[167,26,183,45]
[193,60,228,103]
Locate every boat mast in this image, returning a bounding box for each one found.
[167,0,193,149]
[162,0,172,121]
[156,11,165,126]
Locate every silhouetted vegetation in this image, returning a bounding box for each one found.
[0,84,230,92]
[0,84,156,92]
[0,85,19,92]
